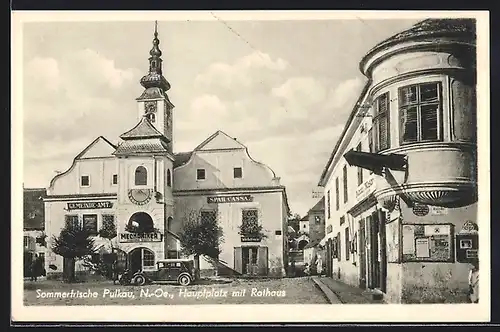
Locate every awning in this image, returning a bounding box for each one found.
[343,150,407,175]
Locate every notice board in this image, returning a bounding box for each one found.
[401,223,454,262]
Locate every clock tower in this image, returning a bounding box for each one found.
[112,22,175,266]
[136,21,174,154]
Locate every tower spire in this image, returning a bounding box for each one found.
[139,21,171,91]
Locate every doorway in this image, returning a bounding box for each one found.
[234,246,268,276]
[128,247,155,273]
[366,210,387,292]
[359,218,367,289]
[242,246,258,275]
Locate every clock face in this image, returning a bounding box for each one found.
[145,101,157,114]
[128,189,152,205]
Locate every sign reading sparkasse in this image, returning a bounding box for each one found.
[207,195,253,204]
[67,201,113,210]
[119,232,162,243]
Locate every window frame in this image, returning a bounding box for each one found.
[82,214,98,235]
[196,168,206,181]
[142,249,155,267]
[233,167,243,179]
[80,175,90,187]
[134,166,148,186]
[335,177,340,211]
[372,92,391,152]
[343,165,348,204]
[398,82,443,145]
[65,215,80,230]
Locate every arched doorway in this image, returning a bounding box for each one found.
[128,247,155,273]
[127,212,154,233]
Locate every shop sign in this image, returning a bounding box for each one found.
[430,206,448,216]
[119,232,162,243]
[412,203,429,217]
[67,201,113,210]
[241,236,261,242]
[355,177,375,200]
[207,195,253,204]
[459,220,478,234]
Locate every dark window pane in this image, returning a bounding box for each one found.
[421,104,439,140]
[368,128,374,153]
[112,174,118,185]
[83,214,98,235]
[197,169,206,180]
[400,86,418,105]
[81,176,89,186]
[378,114,389,150]
[335,178,340,210]
[167,169,172,187]
[400,107,418,144]
[345,227,350,261]
[327,190,331,218]
[65,215,79,230]
[343,166,348,203]
[420,83,439,103]
[135,166,147,185]
[233,167,242,178]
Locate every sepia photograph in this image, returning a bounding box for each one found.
[11,10,490,322]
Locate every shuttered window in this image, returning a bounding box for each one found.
[343,165,348,203]
[372,92,390,152]
[335,177,340,210]
[399,82,442,144]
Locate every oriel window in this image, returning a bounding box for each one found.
[399,82,442,144]
[372,92,390,152]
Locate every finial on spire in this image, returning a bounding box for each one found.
[154,20,158,37]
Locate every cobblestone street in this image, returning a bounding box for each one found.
[24,276,328,305]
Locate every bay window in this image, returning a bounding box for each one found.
[372,92,390,152]
[399,82,442,144]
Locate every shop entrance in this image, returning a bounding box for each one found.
[128,247,155,273]
[234,246,268,276]
[366,210,387,292]
[358,218,367,289]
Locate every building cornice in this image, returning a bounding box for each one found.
[44,193,118,202]
[173,186,287,196]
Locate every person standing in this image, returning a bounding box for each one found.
[30,254,41,281]
[468,260,479,303]
[316,254,323,276]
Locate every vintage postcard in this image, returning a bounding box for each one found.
[11,10,490,323]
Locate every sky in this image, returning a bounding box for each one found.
[21,15,421,216]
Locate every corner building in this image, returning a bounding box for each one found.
[318,19,477,303]
[43,26,289,278]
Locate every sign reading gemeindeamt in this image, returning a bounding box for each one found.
[67,201,113,210]
[119,232,162,243]
[207,195,253,204]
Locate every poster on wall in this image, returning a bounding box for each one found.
[402,223,454,262]
[385,220,400,263]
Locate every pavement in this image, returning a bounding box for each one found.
[311,276,385,304]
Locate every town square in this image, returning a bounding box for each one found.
[18,12,484,315]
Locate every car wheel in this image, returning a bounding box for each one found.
[134,274,147,286]
[178,274,191,286]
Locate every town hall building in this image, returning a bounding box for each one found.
[43,24,290,278]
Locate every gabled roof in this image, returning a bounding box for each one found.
[24,188,46,230]
[113,139,170,156]
[194,130,246,151]
[77,136,117,159]
[119,116,169,141]
[310,197,325,212]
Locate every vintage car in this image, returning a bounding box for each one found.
[126,258,198,286]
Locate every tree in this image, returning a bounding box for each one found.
[178,210,224,278]
[98,217,117,252]
[51,224,95,283]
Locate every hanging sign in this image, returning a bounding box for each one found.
[459,220,478,234]
[207,195,253,204]
[241,236,261,243]
[412,203,429,217]
[119,232,162,243]
[67,201,113,210]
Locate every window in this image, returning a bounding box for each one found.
[102,214,115,231]
[399,82,442,144]
[345,227,350,261]
[234,167,243,179]
[135,166,147,186]
[146,113,156,123]
[356,143,363,185]
[80,175,90,187]
[201,210,217,224]
[83,214,98,235]
[303,224,306,229]
[340,215,345,225]
[242,209,259,230]
[143,249,155,267]
[23,236,29,248]
[368,128,374,153]
[337,232,342,261]
[197,168,206,180]
[275,230,282,235]
[343,165,348,203]
[335,178,340,210]
[167,169,172,187]
[372,92,390,152]
[65,215,80,230]
[112,174,118,185]
[315,216,321,224]
[327,190,331,218]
